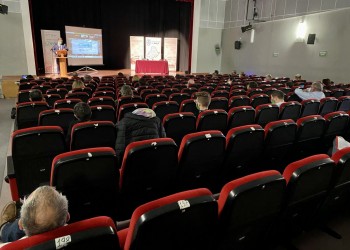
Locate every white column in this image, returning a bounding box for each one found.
[20,0,36,75]
[191,0,201,73]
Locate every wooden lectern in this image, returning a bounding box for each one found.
[56,50,68,77]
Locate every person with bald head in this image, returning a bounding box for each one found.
[0,186,69,246]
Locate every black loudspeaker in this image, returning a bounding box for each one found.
[307,34,316,44]
[234,41,241,50]
[0,4,8,15]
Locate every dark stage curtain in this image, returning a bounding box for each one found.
[29,0,191,74]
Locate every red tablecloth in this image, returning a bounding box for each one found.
[135,60,169,75]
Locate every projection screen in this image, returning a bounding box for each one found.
[65,26,103,66]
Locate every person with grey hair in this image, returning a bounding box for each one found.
[0,186,69,246]
[120,85,133,97]
[294,82,325,100]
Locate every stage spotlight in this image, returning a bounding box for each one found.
[241,24,253,33]
[0,4,8,15]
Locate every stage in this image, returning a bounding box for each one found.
[0,69,186,98]
[44,69,184,78]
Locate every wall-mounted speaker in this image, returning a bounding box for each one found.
[307,34,316,44]
[234,41,241,50]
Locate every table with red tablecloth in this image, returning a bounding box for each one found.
[135,60,169,75]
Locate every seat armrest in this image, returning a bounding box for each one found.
[116,219,130,230]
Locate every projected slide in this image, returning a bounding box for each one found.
[65,26,103,66]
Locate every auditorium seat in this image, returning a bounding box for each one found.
[116,95,143,112]
[51,148,120,222]
[196,109,228,133]
[72,87,93,97]
[325,147,350,214]
[337,96,350,111]
[139,89,159,100]
[300,99,320,117]
[119,188,217,250]
[92,87,116,96]
[319,97,338,116]
[56,83,72,91]
[179,99,197,114]
[181,87,198,95]
[93,90,115,99]
[227,106,255,129]
[264,87,278,96]
[70,121,116,150]
[278,87,291,95]
[331,89,344,99]
[211,90,229,99]
[152,101,179,122]
[295,115,326,157]
[118,102,148,121]
[47,88,69,99]
[228,95,250,109]
[323,111,349,149]
[119,138,178,218]
[66,92,90,103]
[279,101,302,121]
[43,93,62,108]
[247,88,263,97]
[255,104,279,127]
[90,105,116,123]
[218,170,285,249]
[144,93,168,108]
[283,155,335,228]
[169,92,191,105]
[198,86,214,94]
[177,130,225,192]
[250,94,270,108]
[1,216,120,250]
[38,108,75,135]
[19,81,37,91]
[222,125,265,182]
[264,119,297,169]
[87,96,115,108]
[8,126,66,200]
[16,101,49,129]
[18,90,36,104]
[229,89,247,97]
[54,98,81,109]
[163,112,196,146]
[209,97,228,111]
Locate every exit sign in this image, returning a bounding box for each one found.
[319,51,327,57]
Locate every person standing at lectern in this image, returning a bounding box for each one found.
[51,38,69,73]
[51,37,68,54]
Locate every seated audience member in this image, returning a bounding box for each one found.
[29,89,44,102]
[193,91,211,117]
[294,74,302,81]
[72,79,84,90]
[294,82,325,101]
[213,70,219,76]
[132,75,140,82]
[115,108,166,160]
[227,77,233,85]
[246,81,258,91]
[117,72,124,77]
[187,76,195,87]
[285,81,294,88]
[322,78,331,87]
[270,90,285,107]
[66,102,92,145]
[120,85,133,97]
[0,186,69,247]
[265,74,273,82]
[239,71,245,79]
[71,72,80,80]
[83,74,96,84]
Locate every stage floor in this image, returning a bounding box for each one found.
[43,69,183,78]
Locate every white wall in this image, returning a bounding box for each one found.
[221,8,350,83]
[0,12,28,75]
[0,0,36,76]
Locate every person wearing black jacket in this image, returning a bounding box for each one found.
[115,108,166,160]
[66,102,91,146]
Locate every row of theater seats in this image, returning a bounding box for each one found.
[4,150,350,249]
[8,111,349,220]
